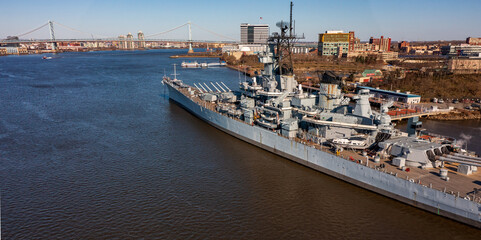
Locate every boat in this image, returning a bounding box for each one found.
[328,137,368,150]
[42,56,52,60]
[181,61,199,68]
[162,2,481,228]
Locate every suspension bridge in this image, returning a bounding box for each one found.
[1,20,238,52]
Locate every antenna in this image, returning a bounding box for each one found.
[244,67,247,82]
[289,1,293,38]
[172,64,179,80]
[287,1,294,72]
[294,20,296,36]
[276,21,289,29]
[269,1,301,77]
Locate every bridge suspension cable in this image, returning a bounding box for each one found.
[7,20,236,42]
[145,22,189,38]
[53,21,111,38]
[191,22,236,41]
[14,22,49,38]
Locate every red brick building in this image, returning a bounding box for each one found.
[369,36,391,51]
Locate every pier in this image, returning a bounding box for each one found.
[389,110,451,121]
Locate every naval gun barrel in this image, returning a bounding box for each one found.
[445,154,481,164]
[453,153,481,161]
[437,156,481,167]
[302,116,378,130]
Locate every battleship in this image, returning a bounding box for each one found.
[163,2,481,228]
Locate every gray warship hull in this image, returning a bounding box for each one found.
[165,82,481,228]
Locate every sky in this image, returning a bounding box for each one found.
[1,0,481,42]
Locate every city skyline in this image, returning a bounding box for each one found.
[1,0,481,42]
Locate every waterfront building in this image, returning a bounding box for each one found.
[291,46,310,54]
[221,44,237,53]
[448,58,481,74]
[353,69,383,83]
[118,35,127,49]
[126,33,134,49]
[223,43,309,58]
[238,44,267,53]
[83,42,97,48]
[1,36,20,47]
[347,50,398,61]
[380,51,399,60]
[57,43,85,52]
[399,41,410,53]
[318,31,350,56]
[405,45,441,55]
[346,33,397,60]
[369,36,391,52]
[362,69,383,79]
[442,44,481,58]
[352,42,375,52]
[138,31,145,48]
[466,37,481,45]
[0,47,28,55]
[240,23,269,44]
[221,44,267,60]
[399,41,409,49]
[348,31,356,52]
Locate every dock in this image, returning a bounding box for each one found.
[389,109,451,121]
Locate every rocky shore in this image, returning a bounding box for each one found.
[427,109,481,120]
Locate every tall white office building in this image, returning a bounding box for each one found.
[240,23,269,44]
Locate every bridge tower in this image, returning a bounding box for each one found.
[48,20,57,51]
[188,21,194,53]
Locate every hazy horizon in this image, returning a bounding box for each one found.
[1,0,480,42]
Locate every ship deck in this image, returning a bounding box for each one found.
[338,150,481,200]
[173,82,481,203]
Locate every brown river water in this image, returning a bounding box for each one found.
[1,50,480,239]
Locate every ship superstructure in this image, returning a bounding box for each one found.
[163,2,481,228]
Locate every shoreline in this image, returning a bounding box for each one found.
[426,109,481,121]
[225,64,256,77]
[427,113,481,121]
[170,54,221,59]
[0,47,193,57]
